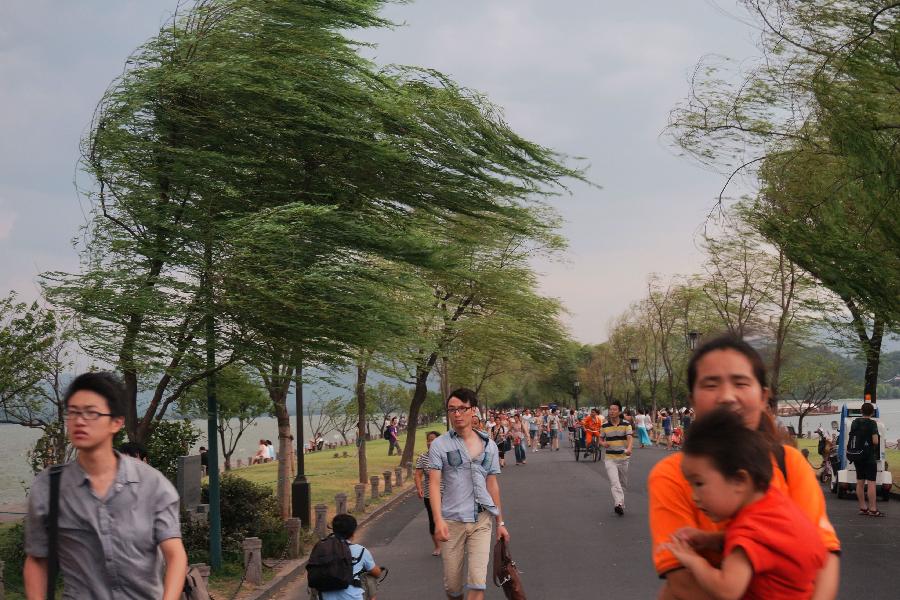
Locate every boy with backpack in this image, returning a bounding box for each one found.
[848,402,883,517]
[307,513,383,599]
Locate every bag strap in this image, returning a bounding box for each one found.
[774,444,787,484]
[47,464,65,599]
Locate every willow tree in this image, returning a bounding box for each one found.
[668,0,899,398]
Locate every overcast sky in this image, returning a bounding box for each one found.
[0,0,761,343]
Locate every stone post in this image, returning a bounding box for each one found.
[394,466,403,487]
[370,475,380,499]
[335,493,348,515]
[383,470,393,495]
[354,483,366,513]
[314,504,328,539]
[285,518,302,559]
[237,458,243,468]
[405,461,413,481]
[242,537,263,586]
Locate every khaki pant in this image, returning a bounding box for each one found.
[441,511,493,597]
[603,457,630,507]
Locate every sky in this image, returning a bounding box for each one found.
[0,0,763,344]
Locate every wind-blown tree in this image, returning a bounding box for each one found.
[668,0,899,398]
[779,345,847,436]
[394,209,573,466]
[47,0,583,517]
[2,309,74,469]
[179,363,271,471]
[0,294,56,417]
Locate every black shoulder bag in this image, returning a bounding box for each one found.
[47,464,65,600]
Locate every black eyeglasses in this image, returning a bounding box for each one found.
[64,409,114,421]
[447,406,472,415]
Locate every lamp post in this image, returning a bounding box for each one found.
[687,331,701,351]
[292,362,311,529]
[573,380,581,410]
[629,357,641,412]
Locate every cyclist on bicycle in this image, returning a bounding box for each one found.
[581,408,603,451]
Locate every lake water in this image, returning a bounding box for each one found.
[0,414,358,507]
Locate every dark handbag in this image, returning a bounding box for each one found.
[492,537,526,600]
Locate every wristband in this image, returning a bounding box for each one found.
[498,521,506,527]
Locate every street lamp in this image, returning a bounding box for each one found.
[628,357,641,412]
[687,331,701,351]
[573,380,581,410]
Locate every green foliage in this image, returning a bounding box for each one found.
[0,293,55,408]
[145,420,201,482]
[28,422,69,474]
[0,522,26,595]
[196,474,285,559]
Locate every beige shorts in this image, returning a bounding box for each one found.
[441,511,493,597]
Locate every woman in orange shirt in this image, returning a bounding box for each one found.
[648,336,840,600]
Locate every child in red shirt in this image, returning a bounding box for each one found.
[663,409,827,599]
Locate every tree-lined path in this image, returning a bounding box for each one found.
[283,442,899,598]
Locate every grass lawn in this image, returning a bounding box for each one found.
[224,423,444,522]
[795,437,900,490]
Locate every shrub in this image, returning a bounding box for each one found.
[146,420,201,482]
[196,475,286,558]
[0,522,26,594]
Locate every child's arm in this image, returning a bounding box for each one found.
[664,538,753,600]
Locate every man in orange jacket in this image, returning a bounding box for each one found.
[582,408,603,451]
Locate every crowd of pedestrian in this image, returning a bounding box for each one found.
[27,333,884,600]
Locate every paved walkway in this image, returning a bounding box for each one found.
[282,439,900,598]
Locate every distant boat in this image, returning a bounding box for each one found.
[776,401,839,417]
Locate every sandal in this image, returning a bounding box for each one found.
[859,508,870,516]
[868,510,886,517]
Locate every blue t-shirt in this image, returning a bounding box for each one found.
[320,543,375,600]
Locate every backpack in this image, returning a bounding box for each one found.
[181,565,211,600]
[816,432,826,456]
[846,418,875,463]
[306,535,362,592]
[383,428,392,441]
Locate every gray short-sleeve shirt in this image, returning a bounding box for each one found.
[25,452,182,599]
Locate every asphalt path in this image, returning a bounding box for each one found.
[284,438,900,599]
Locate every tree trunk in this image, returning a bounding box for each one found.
[863,317,884,402]
[356,359,369,484]
[400,362,434,466]
[273,389,293,519]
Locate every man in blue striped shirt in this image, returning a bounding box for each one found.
[601,401,633,516]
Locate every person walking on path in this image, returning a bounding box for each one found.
[850,402,884,517]
[527,410,540,452]
[600,401,633,515]
[565,409,578,446]
[509,416,527,465]
[635,408,652,448]
[415,431,444,556]
[387,417,401,456]
[548,409,561,451]
[659,410,673,450]
[648,335,840,600]
[24,372,188,600]
[429,388,510,600]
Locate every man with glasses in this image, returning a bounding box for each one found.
[24,372,188,599]
[429,388,510,600]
